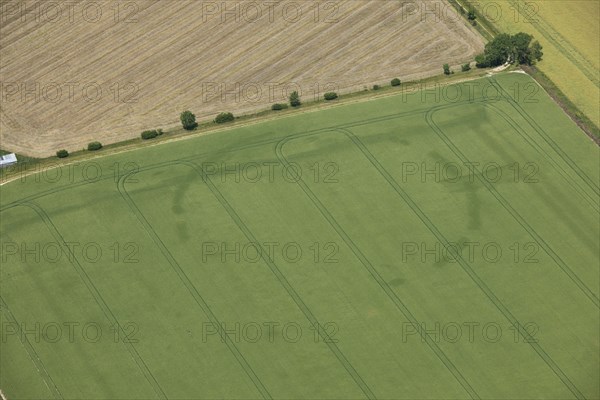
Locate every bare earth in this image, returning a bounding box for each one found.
[0,0,484,157]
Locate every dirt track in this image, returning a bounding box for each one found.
[0,0,484,157]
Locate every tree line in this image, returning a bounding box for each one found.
[55,32,543,159]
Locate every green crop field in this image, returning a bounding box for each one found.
[1,73,598,399]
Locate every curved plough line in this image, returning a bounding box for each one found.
[480,102,598,213]
[307,127,585,399]
[119,162,376,399]
[0,136,288,214]
[0,76,593,399]
[184,160,375,399]
[425,110,599,309]
[0,296,62,399]
[0,99,482,214]
[117,173,272,400]
[2,93,594,309]
[488,77,599,196]
[10,201,167,399]
[337,126,587,399]
[2,89,595,216]
[274,135,480,400]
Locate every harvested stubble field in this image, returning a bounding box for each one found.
[0,0,484,157]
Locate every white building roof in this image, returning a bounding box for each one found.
[0,153,17,166]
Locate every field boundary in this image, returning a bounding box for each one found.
[521,65,600,142]
[2,76,596,209]
[450,0,499,41]
[0,71,493,186]
[3,66,596,191]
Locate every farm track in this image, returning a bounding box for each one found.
[0,0,484,157]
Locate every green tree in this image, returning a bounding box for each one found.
[512,32,534,64]
[443,64,451,75]
[475,32,543,68]
[180,110,198,130]
[483,33,514,66]
[56,149,69,158]
[528,41,544,65]
[475,53,489,68]
[391,78,401,86]
[289,91,301,107]
[141,130,159,140]
[214,112,235,123]
[88,141,102,151]
[272,103,288,110]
